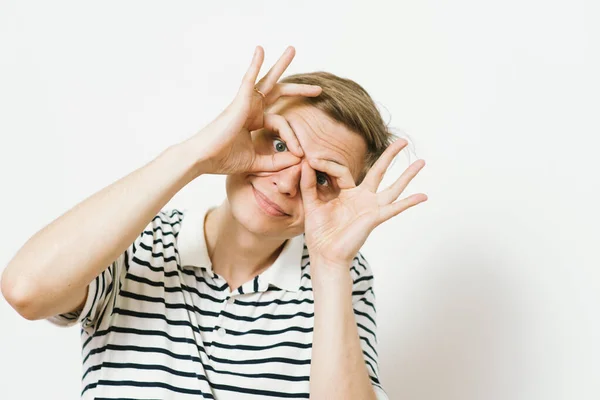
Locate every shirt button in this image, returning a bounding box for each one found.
[217,327,226,337]
[227,297,235,304]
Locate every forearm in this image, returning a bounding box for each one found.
[1,141,201,319]
[309,261,377,400]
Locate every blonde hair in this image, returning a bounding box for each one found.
[279,71,407,185]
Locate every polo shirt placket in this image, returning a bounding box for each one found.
[200,251,288,357]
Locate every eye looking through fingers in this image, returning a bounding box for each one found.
[272,137,288,153]
[315,171,331,187]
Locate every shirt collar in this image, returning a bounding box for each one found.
[177,206,304,293]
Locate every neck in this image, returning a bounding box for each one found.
[204,200,287,290]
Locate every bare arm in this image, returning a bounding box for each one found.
[309,263,377,400]
[299,130,426,398]
[1,142,201,320]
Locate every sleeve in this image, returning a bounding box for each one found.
[46,249,128,331]
[350,252,389,400]
[45,208,182,331]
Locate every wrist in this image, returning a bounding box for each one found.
[310,257,352,287]
[311,255,351,271]
[172,137,211,179]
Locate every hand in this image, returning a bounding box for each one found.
[189,45,322,176]
[300,139,428,269]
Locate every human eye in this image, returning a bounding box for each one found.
[272,138,288,153]
[316,171,330,187]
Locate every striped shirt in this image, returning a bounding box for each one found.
[48,206,388,399]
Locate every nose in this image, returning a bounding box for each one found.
[272,163,302,197]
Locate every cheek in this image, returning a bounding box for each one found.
[225,175,253,215]
[225,176,266,232]
[225,174,245,197]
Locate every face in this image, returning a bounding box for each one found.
[225,98,367,240]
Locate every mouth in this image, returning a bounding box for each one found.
[251,185,289,217]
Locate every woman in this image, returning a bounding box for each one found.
[2,45,427,399]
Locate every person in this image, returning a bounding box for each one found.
[1,45,427,399]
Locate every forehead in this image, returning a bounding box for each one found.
[268,98,367,179]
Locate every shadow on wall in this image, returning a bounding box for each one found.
[381,249,528,400]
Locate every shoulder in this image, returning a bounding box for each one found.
[138,208,185,242]
[349,251,374,284]
[128,208,186,267]
[151,208,185,230]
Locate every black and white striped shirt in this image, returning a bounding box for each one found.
[49,206,388,399]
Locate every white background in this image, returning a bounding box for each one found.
[1,1,599,399]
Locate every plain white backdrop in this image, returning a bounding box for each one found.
[1,1,599,399]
